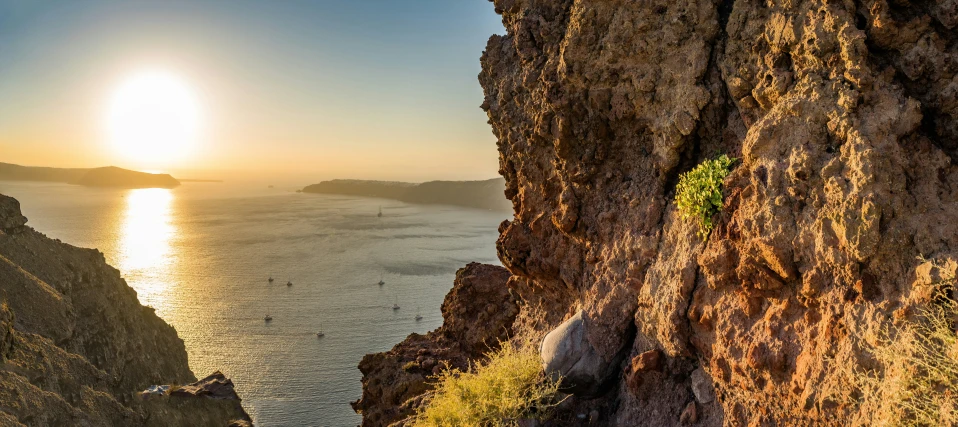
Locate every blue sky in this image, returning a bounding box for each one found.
[0,1,505,181]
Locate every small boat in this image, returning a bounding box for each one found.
[268,276,274,283]
[415,307,423,321]
[264,314,273,322]
[378,273,385,286]
[392,298,400,310]
[316,323,325,338]
[287,279,293,286]
[377,206,383,218]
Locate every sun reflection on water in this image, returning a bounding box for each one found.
[119,188,175,313]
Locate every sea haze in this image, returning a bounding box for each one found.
[0,180,508,426]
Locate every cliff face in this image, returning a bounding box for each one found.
[0,194,248,426]
[473,0,958,424]
[359,0,958,425]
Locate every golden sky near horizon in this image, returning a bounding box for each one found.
[0,1,504,182]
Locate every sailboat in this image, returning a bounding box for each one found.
[392,297,400,310]
[264,313,273,322]
[268,275,274,283]
[316,324,325,338]
[287,278,293,286]
[377,206,383,218]
[415,307,423,321]
[378,273,385,286]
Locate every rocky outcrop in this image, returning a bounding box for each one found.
[352,263,517,426]
[469,0,958,425]
[0,194,248,426]
[302,178,512,211]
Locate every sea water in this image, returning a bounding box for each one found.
[0,180,508,426]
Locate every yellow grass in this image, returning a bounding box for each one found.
[411,337,562,427]
[845,267,958,426]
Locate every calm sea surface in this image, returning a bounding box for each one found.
[0,181,508,426]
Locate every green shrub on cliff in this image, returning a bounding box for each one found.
[675,155,736,240]
[412,338,561,426]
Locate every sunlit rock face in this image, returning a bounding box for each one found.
[476,0,958,424]
[0,193,249,426]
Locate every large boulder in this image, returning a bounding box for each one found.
[540,310,626,397]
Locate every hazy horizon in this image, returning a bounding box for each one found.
[0,1,505,182]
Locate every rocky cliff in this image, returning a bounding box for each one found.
[357,0,958,425]
[0,194,248,426]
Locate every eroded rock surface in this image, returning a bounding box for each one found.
[357,0,958,424]
[0,194,250,426]
[475,0,958,425]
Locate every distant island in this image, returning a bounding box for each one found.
[301,178,511,211]
[0,162,181,188]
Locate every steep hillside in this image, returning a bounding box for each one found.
[357,0,958,425]
[0,194,248,426]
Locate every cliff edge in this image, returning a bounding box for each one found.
[358,0,958,425]
[0,194,248,426]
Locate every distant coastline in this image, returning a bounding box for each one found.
[0,162,181,189]
[179,179,224,183]
[301,178,511,211]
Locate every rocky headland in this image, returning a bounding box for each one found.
[301,178,512,211]
[0,163,181,189]
[355,0,958,425]
[0,194,248,426]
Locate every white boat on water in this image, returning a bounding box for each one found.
[392,298,400,310]
[415,307,423,321]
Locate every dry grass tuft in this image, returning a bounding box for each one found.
[411,333,562,426]
[843,264,958,426]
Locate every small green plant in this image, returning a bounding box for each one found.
[411,337,562,426]
[675,155,736,240]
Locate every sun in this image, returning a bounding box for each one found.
[106,70,201,167]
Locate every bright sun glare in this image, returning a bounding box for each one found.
[107,70,201,167]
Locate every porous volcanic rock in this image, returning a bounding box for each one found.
[472,0,958,425]
[352,263,517,426]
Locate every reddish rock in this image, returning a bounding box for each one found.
[631,350,663,373]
